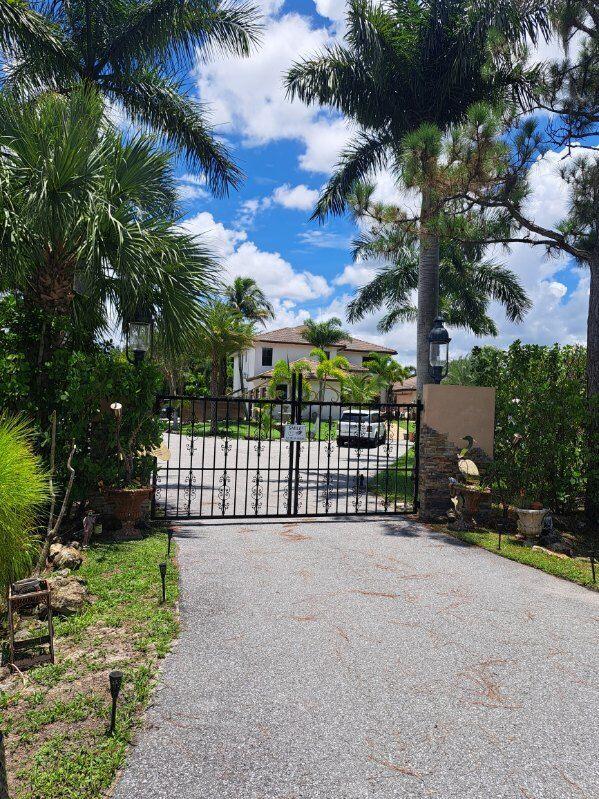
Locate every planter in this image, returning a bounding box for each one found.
[100,487,153,539]
[449,483,491,530]
[516,508,549,545]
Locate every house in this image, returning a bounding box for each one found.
[233,325,398,407]
[391,375,417,405]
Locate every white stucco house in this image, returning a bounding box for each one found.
[232,325,397,406]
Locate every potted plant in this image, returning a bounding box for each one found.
[99,400,157,539]
[488,433,549,545]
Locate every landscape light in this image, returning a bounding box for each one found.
[159,562,167,603]
[108,670,123,735]
[125,303,154,365]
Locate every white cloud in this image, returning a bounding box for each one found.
[298,229,350,249]
[313,0,347,24]
[272,183,320,210]
[195,13,350,174]
[182,211,332,302]
[333,263,378,287]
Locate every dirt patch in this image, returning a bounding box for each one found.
[277,525,312,542]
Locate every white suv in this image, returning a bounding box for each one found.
[337,409,386,447]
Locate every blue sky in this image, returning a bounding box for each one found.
[174,0,590,365]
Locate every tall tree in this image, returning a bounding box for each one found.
[0,0,261,195]
[286,0,547,390]
[225,276,274,396]
[0,88,218,421]
[346,184,531,337]
[194,301,255,432]
[302,317,349,350]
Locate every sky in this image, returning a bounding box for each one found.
[175,0,589,366]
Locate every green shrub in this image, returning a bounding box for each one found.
[469,342,587,513]
[0,415,49,594]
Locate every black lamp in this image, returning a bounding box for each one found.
[159,562,167,603]
[108,670,123,734]
[428,316,451,384]
[125,303,154,365]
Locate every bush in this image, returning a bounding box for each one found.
[0,415,49,594]
[469,342,587,513]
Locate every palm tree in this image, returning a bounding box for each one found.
[302,317,349,350]
[225,276,274,396]
[347,202,531,340]
[286,0,547,391]
[266,359,311,400]
[0,0,261,195]
[194,301,255,432]
[341,374,378,404]
[363,353,413,404]
[0,88,218,418]
[310,348,349,403]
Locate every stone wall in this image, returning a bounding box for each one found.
[418,385,495,522]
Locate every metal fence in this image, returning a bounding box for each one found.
[152,374,420,520]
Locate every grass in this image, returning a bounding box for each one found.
[368,448,416,505]
[442,525,598,591]
[0,529,179,799]
[176,419,339,441]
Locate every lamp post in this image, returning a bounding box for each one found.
[428,316,450,384]
[125,303,154,365]
[159,562,167,603]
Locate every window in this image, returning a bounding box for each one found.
[362,356,371,365]
[262,347,273,367]
[275,383,288,400]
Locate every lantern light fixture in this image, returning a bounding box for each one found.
[428,316,451,384]
[125,303,154,365]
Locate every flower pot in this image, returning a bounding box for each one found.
[101,487,153,539]
[516,508,549,545]
[449,484,491,530]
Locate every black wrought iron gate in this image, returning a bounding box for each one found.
[152,374,420,520]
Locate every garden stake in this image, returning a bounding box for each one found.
[159,562,167,603]
[108,671,123,736]
[167,529,173,557]
[591,555,596,584]
[0,730,8,799]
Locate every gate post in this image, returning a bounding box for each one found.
[418,385,495,522]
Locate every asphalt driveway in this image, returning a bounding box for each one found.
[114,518,599,799]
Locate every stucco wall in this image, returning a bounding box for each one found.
[422,384,495,456]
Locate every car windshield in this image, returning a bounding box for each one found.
[341,412,371,422]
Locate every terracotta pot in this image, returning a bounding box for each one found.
[101,487,153,539]
[408,431,416,442]
[516,508,548,544]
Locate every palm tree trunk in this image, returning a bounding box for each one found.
[416,185,440,396]
[585,251,599,534]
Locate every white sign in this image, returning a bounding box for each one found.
[284,423,307,442]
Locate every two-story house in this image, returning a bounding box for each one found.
[233,324,397,405]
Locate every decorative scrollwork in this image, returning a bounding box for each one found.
[322,470,333,512]
[183,472,197,511]
[186,438,195,456]
[324,440,335,458]
[254,440,265,457]
[251,472,264,513]
[353,472,365,511]
[221,438,233,455]
[217,471,231,514]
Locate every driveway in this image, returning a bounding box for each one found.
[114,518,599,799]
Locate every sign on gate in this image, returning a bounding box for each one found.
[284,423,307,442]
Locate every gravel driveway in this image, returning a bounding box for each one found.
[114,518,599,799]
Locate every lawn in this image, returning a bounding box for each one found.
[176,419,339,441]
[368,448,416,505]
[0,530,179,799]
[442,525,598,591]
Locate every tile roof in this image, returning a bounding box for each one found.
[252,325,397,354]
[392,375,417,391]
[249,358,370,382]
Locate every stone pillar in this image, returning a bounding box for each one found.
[418,385,495,522]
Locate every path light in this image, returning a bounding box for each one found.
[125,303,154,366]
[167,529,174,557]
[428,317,451,384]
[109,402,122,420]
[108,670,123,735]
[159,562,167,603]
